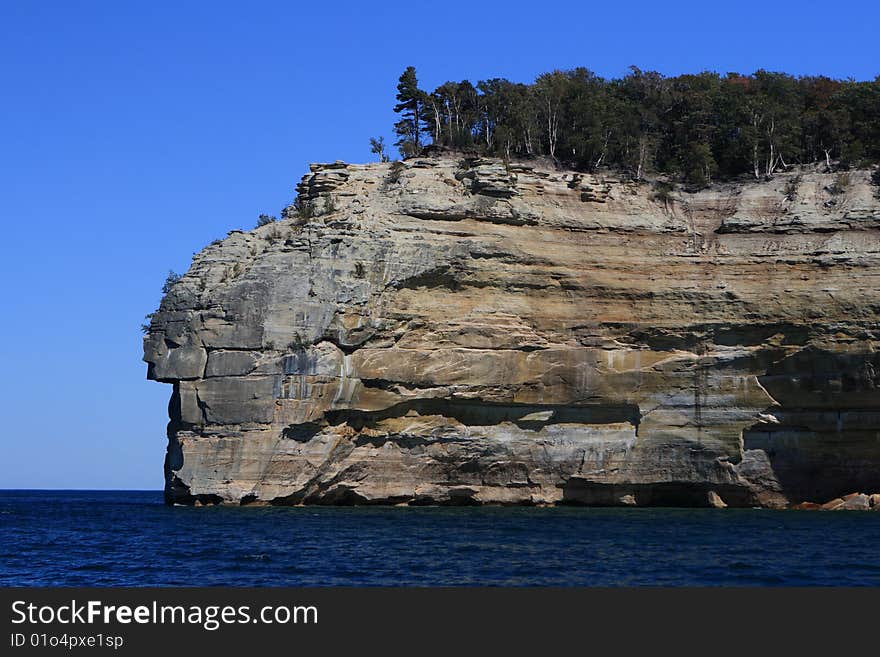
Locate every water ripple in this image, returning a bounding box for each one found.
[1,491,879,586]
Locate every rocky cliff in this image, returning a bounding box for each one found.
[144,155,880,507]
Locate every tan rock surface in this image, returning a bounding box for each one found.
[144,155,880,506]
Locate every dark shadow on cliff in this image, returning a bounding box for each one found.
[561,479,756,507]
[743,348,880,503]
[323,398,640,433]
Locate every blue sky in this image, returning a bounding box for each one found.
[1,1,877,489]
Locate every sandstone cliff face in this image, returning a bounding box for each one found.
[144,156,880,507]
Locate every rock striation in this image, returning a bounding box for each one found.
[144,155,880,507]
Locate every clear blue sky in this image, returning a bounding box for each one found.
[1,1,877,490]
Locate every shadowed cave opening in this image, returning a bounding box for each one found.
[281,398,641,444]
[561,480,757,508]
[742,348,880,503]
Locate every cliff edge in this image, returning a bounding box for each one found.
[144,155,880,507]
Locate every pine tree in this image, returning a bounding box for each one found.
[386,67,880,179]
[393,67,425,158]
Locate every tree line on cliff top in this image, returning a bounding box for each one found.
[388,66,880,187]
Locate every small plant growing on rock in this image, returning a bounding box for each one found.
[288,332,306,351]
[783,175,802,201]
[354,262,366,278]
[140,313,155,334]
[266,226,284,242]
[162,270,182,294]
[828,172,850,195]
[256,213,277,228]
[386,160,406,185]
[294,196,314,219]
[651,180,676,205]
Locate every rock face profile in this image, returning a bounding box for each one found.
[144,155,880,507]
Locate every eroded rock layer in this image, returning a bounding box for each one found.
[144,156,880,507]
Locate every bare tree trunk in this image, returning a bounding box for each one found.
[413,104,420,150]
[636,137,649,180]
[751,111,762,179]
[594,129,612,170]
[765,119,777,176]
[546,99,558,159]
[429,98,441,145]
[753,141,760,179]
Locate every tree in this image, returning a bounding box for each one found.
[369,136,389,162]
[162,270,182,294]
[559,68,613,170]
[393,67,425,158]
[666,72,721,186]
[800,76,845,167]
[833,79,880,165]
[256,214,277,227]
[478,79,532,158]
[615,67,669,179]
[535,71,569,160]
[385,66,880,180]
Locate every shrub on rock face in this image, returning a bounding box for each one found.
[386,160,406,185]
[140,313,155,334]
[651,180,675,204]
[871,168,880,193]
[783,175,802,201]
[256,214,277,228]
[162,270,182,294]
[293,196,314,219]
[828,173,850,195]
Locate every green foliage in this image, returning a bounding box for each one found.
[293,196,313,219]
[256,213,277,227]
[288,332,306,351]
[162,270,182,294]
[651,180,676,204]
[683,141,716,188]
[386,160,406,185]
[140,313,155,334]
[369,136,389,162]
[783,175,802,201]
[828,172,850,195]
[386,67,880,181]
[393,67,426,157]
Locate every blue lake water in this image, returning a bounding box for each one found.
[1,490,879,586]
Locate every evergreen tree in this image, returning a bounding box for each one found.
[393,67,425,158]
[386,66,880,180]
[834,79,880,165]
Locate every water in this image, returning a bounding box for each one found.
[1,490,879,586]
